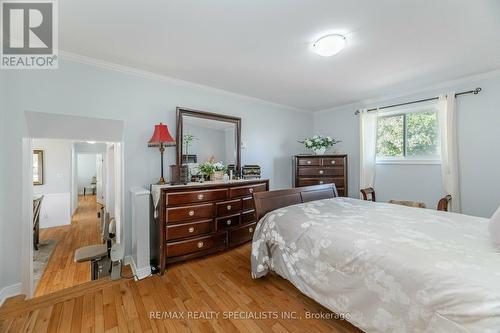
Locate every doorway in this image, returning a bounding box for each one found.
[22,110,125,299]
[29,140,123,297]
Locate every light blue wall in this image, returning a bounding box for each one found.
[314,72,500,217]
[0,72,6,290]
[1,59,312,290]
[74,142,107,154]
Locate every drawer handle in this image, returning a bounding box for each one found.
[197,241,204,248]
[249,227,254,233]
[307,160,311,165]
[188,210,195,216]
[226,220,232,226]
[319,170,324,175]
[227,205,232,210]
[188,227,195,233]
[197,194,204,200]
[319,181,324,184]
[331,160,336,165]
[249,188,254,193]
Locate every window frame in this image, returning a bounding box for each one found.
[375,103,441,165]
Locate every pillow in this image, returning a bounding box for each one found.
[489,206,500,247]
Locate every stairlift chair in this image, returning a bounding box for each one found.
[74,207,120,280]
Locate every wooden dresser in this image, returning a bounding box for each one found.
[293,155,348,196]
[152,179,269,274]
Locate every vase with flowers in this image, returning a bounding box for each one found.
[199,162,215,181]
[199,161,227,181]
[211,161,227,181]
[299,135,341,155]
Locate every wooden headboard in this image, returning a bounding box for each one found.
[253,184,338,220]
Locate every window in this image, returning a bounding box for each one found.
[376,105,440,162]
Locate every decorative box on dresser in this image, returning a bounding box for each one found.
[151,179,269,275]
[293,154,348,196]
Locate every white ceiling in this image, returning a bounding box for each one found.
[61,0,500,111]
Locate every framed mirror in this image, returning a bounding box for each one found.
[33,150,44,185]
[176,107,241,171]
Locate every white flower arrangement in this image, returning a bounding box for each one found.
[199,161,227,176]
[212,161,226,172]
[299,135,341,150]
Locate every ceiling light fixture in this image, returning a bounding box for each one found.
[86,141,96,144]
[312,34,346,57]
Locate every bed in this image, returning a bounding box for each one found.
[251,184,500,333]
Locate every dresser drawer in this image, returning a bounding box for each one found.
[166,233,226,258]
[216,199,242,216]
[242,196,255,211]
[297,157,320,166]
[166,189,227,205]
[166,219,214,241]
[337,188,346,197]
[216,214,240,230]
[298,167,344,177]
[241,210,257,224]
[229,183,267,199]
[297,177,345,187]
[167,203,214,223]
[229,222,256,247]
[321,157,345,166]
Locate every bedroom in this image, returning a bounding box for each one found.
[1,1,500,332]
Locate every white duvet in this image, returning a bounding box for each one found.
[251,197,500,333]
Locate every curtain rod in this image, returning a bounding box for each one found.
[354,87,482,115]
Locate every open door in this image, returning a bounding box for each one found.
[96,154,105,205]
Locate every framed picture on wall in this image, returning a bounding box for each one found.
[33,150,44,185]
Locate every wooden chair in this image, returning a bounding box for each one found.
[360,187,376,202]
[388,200,426,209]
[33,195,44,250]
[437,195,452,212]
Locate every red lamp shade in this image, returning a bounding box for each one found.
[148,123,175,147]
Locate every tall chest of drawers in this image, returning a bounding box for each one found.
[152,179,269,274]
[293,155,348,196]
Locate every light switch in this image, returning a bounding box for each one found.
[56,173,63,178]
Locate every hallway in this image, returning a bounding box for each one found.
[35,195,102,297]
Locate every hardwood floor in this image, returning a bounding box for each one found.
[35,195,102,297]
[1,243,363,332]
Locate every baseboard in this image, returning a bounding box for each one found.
[0,283,22,306]
[124,255,151,281]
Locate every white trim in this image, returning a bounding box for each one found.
[315,69,500,114]
[376,159,441,165]
[0,283,22,306]
[58,51,309,114]
[21,138,34,298]
[124,255,152,281]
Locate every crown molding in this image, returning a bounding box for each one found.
[315,68,500,114]
[58,51,310,114]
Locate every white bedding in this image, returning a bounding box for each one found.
[251,197,500,333]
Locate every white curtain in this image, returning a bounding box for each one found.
[359,109,378,197]
[438,92,461,213]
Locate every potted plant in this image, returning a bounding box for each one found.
[212,161,227,181]
[299,135,341,155]
[183,134,198,164]
[199,162,215,181]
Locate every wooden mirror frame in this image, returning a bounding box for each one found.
[176,107,241,171]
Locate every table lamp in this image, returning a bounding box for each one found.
[148,123,176,184]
